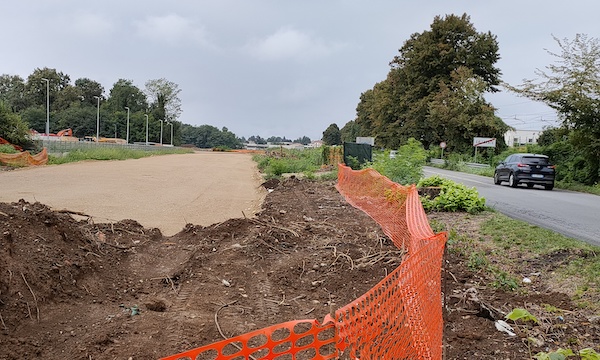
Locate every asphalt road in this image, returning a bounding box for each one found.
[423,166,600,247]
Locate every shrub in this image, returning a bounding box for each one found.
[0,144,19,154]
[371,138,427,185]
[417,175,486,213]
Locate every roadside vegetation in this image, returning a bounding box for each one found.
[252,146,339,180]
[251,141,599,304]
[434,212,600,306]
[0,144,19,154]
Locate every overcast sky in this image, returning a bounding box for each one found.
[2,1,598,141]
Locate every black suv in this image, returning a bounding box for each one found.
[494,153,556,190]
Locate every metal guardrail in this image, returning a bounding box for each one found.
[464,162,491,168]
[429,159,491,169]
[39,140,174,153]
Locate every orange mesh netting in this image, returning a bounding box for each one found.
[161,319,338,360]
[161,164,447,360]
[0,147,48,166]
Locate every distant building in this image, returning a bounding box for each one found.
[307,140,323,148]
[504,130,541,147]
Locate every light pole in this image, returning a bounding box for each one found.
[144,114,149,145]
[167,121,173,146]
[41,78,50,135]
[159,120,163,145]
[124,107,130,144]
[93,96,100,142]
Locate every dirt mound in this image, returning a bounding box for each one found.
[0,179,399,359]
[1,178,597,359]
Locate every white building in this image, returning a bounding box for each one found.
[504,130,542,147]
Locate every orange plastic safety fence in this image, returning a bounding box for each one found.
[334,164,445,358]
[161,163,446,360]
[0,148,48,166]
[160,319,338,360]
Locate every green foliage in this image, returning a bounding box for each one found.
[353,13,503,150]
[180,124,242,149]
[506,308,539,324]
[322,123,342,145]
[511,34,600,185]
[467,251,489,270]
[427,67,510,153]
[0,102,31,146]
[535,348,600,360]
[481,214,600,294]
[252,148,324,177]
[145,78,182,122]
[0,144,19,153]
[490,268,519,291]
[371,138,427,185]
[340,120,362,143]
[417,175,486,213]
[345,155,361,170]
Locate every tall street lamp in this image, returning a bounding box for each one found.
[144,114,149,145]
[41,78,50,135]
[124,107,130,144]
[93,96,100,142]
[167,121,173,146]
[159,119,164,145]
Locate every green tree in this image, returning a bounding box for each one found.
[0,74,27,112]
[55,104,98,138]
[106,79,148,113]
[353,14,502,150]
[372,138,427,185]
[512,34,600,184]
[340,120,361,143]
[248,135,266,144]
[24,67,72,111]
[427,66,509,152]
[145,78,182,123]
[0,102,30,146]
[74,78,104,107]
[180,124,242,149]
[293,136,311,145]
[20,106,46,133]
[322,123,342,145]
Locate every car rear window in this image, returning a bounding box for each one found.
[522,156,550,165]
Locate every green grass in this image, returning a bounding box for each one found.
[252,148,326,178]
[480,213,600,295]
[48,147,193,165]
[437,211,599,311]
[481,215,590,254]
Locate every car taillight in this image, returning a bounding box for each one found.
[549,165,556,169]
[517,163,529,168]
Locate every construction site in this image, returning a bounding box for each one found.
[0,150,599,359]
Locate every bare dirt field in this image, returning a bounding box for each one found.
[1,155,598,359]
[0,152,266,236]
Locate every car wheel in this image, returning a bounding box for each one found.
[494,172,501,185]
[508,173,518,188]
[545,183,554,191]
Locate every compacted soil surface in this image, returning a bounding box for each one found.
[1,177,598,359]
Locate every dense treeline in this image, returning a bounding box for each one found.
[340,14,510,153]
[0,67,246,149]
